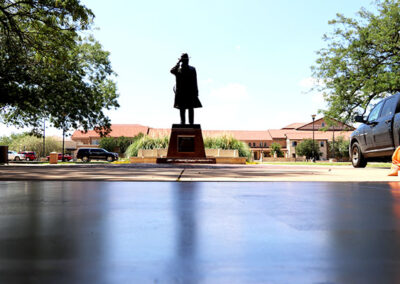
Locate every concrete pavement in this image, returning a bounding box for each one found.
[0,163,396,181]
[1,181,400,283]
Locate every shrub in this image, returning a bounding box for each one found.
[296,139,321,160]
[270,142,283,157]
[125,135,169,158]
[99,137,118,152]
[100,133,144,154]
[204,135,251,160]
[329,136,350,158]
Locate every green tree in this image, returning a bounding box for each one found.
[0,133,28,146]
[99,137,118,152]
[312,0,400,123]
[296,139,321,160]
[329,136,350,159]
[0,1,119,134]
[6,134,61,157]
[270,142,283,157]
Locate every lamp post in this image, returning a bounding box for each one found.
[332,124,335,159]
[42,119,45,158]
[312,114,316,162]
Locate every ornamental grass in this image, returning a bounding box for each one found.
[125,134,251,160]
[125,135,169,158]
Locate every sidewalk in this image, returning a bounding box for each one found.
[0,164,396,182]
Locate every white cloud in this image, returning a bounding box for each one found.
[209,83,248,101]
[200,78,213,85]
[312,92,325,104]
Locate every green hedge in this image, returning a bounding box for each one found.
[125,134,251,160]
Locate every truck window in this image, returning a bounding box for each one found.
[368,101,384,122]
[380,97,397,118]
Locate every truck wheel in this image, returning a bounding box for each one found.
[351,142,367,168]
[82,156,90,162]
[14,157,20,161]
[107,156,113,162]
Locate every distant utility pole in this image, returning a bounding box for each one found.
[42,119,45,157]
[62,128,65,162]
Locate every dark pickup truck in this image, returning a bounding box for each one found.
[350,93,400,167]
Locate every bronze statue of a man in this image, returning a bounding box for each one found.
[171,53,202,125]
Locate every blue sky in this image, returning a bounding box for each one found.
[2,0,376,136]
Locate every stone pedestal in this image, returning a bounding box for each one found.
[157,124,216,164]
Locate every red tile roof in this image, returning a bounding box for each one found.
[202,130,272,141]
[268,129,296,139]
[281,123,306,129]
[72,124,149,139]
[296,117,355,131]
[71,120,353,143]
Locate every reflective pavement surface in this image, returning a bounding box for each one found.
[1,181,400,283]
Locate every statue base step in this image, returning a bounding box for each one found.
[157,124,214,164]
[156,157,216,164]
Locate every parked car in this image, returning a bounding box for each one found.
[350,93,400,167]
[46,153,73,162]
[8,151,25,161]
[76,148,118,162]
[19,151,37,161]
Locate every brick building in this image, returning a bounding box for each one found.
[71,117,354,160]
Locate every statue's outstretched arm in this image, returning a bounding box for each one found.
[170,61,180,75]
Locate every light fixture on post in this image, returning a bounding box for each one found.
[312,114,316,162]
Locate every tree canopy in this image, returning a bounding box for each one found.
[0,0,119,134]
[328,136,350,159]
[296,139,320,160]
[0,132,61,156]
[312,0,400,123]
[270,142,283,157]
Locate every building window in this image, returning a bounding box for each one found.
[92,139,100,145]
[321,122,325,127]
[248,143,251,147]
[320,141,324,147]
[253,143,256,147]
[292,141,297,147]
[260,142,263,147]
[264,142,267,147]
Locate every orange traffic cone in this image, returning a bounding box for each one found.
[388,146,400,176]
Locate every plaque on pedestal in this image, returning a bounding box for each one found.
[157,124,216,164]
